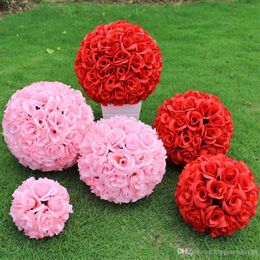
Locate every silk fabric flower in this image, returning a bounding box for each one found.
[75,20,162,106]
[154,91,234,166]
[175,154,259,237]
[2,82,94,171]
[78,116,167,203]
[10,177,73,239]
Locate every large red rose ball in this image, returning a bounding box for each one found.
[74,20,162,106]
[153,91,234,166]
[175,154,259,237]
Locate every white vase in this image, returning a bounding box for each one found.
[101,101,142,120]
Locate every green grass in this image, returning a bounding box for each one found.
[0,1,260,259]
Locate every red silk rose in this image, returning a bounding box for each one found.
[75,20,162,106]
[175,154,259,237]
[154,91,234,166]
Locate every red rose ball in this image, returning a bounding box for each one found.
[75,20,162,106]
[153,91,234,166]
[175,154,259,237]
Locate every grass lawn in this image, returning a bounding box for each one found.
[0,1,260,259]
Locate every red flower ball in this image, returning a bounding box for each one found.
[74,20,162,106]
[175,154,259,237]
[153,91,234,166]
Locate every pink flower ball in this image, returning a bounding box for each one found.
[78,116,167,203]
[2,82,94,172]
[10,177,73,239]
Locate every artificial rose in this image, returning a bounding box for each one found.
[193,185,212,209]
[222,187,246,215]
[106,128,126,148]
[236,204,253,227]
[130,169,145,190]
[170,114,187,131]
[91,142,109,157]
[35,211,59,237]
[162,133,177,147]
[31,178,56,199]
[131,53,145,72]
[134,152,153,167]
[160,112,172,124]
[18,190,41,211]
[204,127,222,144]
[179,149,195,164]
[44,144,65,160]
[186,111,203,131]
[171,96,185,112]
[177,185,193,206]
[106,174,129,189]
[96,56,111,69]
[20,121,39,139]
[116,66,127,80]
[183,208,206,232]
[206,180,227,199]
[183,96,197,111]
[198,100,212,118]
[138,131,156,148]
[205,206,229,228]
[108,151,135,172]
[199,144,218,156]
[238,174,258,193]
[200,158,219,179]
[220,162,239,185]
[48,196,72,217]
[178,130,193,148]
[125,134,141,151]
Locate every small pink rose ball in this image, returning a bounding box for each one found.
[10,177,73,239]
[78,116,167,203]
[2,82,94,172]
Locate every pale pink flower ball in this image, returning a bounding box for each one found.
[78,116,167,203]
[2,82,94,172]
[10,177,73,239]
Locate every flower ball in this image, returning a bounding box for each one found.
[74,20,162,106]
[2,82,94,172]
[154,91,233,166]
[78,116,167,203]
[175,154,259,237]
[10,177,73,239]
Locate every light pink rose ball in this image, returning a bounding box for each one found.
[2,82,94,171]
[10,177,73,239]
[78,116,167,203]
